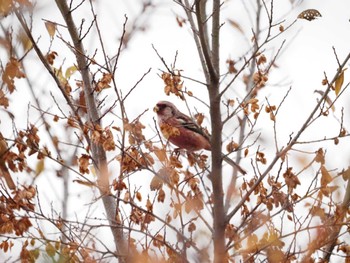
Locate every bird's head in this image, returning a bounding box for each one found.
[153,101,177,119]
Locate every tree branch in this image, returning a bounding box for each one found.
[54,0,127,258]
[226,51,350,222]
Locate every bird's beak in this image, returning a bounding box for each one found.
[153,105,159,113]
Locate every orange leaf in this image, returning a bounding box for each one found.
[315,148,325,164]
[136,191,142,202]
[157,188,165,202]
[153,147,167,162]
[244,148,249,157]
[146,198,153,212]
[150,175,163,191]
[320,165,332,186]
[0,90,9,108]
[2,58,25,93]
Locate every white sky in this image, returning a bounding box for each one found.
[1,0,350,260]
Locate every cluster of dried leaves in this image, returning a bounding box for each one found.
[1,1,349,262]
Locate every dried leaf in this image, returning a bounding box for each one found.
[35,159,44,176]
[176,16,186,27]
[124,191,130,202]
[334,68,347,96]
[46,51,57,65]
[320,165,332,186]
[157,188,165,202]
[17,29,32,52]
[161,72,184,99]
[244,148,249,157]
[0,0,32,16]
[136,191,142,202]
[73,179,95,187]
[321,185,338,197]
[315,148,325,164]
[146,198,153,212]
[342,167,350,181]
[152,234,164,248]
[227,99,235,107]
[227,19,244,34]
[150,175,163,191]
[96,73,112,92]
[2,58,25,93]
[153,147,167,162]
[0,0,12,16]
[188,222,196,232]
[45,21,56,38]
[194,113,204,126]
[0,90,9,108]
[226,141,238,153]
[247,233,258,248]
[78,154,90,174]
[159,123,180,139]
[65,65,77,79]
[283,167,300,193]
[45,242,56,257]
[226,59,237,74]
[257,54,267,65]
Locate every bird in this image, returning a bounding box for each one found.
[0,132,16,190]
[154,101,246,175]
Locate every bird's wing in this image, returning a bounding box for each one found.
[175,114,210,140]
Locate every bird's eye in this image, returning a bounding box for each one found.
[157,103,166,110]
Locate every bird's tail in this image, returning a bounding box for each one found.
[222,155,247,175]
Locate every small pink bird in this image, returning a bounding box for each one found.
[154,101,246,175]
